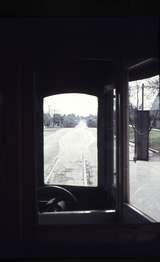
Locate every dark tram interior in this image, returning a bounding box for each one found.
[0,9,159,258]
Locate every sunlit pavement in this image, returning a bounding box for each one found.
[129,143,160,221]
[44,121,97,186]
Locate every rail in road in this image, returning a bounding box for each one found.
[44,121,97,186]
[45,152,92,185]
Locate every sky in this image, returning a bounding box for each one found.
[43,93,98,116]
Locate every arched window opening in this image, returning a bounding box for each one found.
[43,93,98,187]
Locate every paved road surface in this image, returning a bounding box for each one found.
[129,143,160,221]
[44,121,97,186]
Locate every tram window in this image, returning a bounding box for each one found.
[128,75,160,221]
[43,93,98,187]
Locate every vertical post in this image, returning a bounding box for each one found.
[142,83,144,111]
[115,64,129,220]
[22,64,38,240]
[48,105,52,127]
[103,86,114,203]
[53,109,55,127]
[136,81,139,110]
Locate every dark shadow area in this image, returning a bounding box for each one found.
[0,15,159,257]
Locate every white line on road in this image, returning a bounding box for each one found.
[45,157,60,184]
[45,137,65,184]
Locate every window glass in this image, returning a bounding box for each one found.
[43,93,98,186]
[128,75,160,220]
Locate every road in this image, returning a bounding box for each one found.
[44,121,97,186]
[129,143,160,221]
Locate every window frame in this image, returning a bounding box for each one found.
[123,58,159,222]
[37,87,118,191]
[20,59,159,238]
[36,85,121,224]
[36,60,159,225]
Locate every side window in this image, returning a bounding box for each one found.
[128,75,160,221]
[43,93,98,187]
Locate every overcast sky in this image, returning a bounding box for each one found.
[43,93,98,116]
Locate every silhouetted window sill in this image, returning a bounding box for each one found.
[38,209,116,225]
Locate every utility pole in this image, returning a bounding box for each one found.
[134,81,139,161]
[48,105,50,114]
[48,105,52,127]
[136,81,139,110]
[53,109,55,127]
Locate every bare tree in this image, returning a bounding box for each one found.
[129,75,159,129]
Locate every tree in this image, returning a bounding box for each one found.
[43,113,51,127]
[129,75,159,129]
[129,75,159,161]
[86,115,97,128]
[52,113,63,127]
[62,114,79,127]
